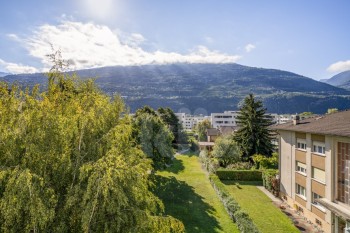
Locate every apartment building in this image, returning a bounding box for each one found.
[175,113,210,130]
[211,111,239,128]
[273,111,350,233]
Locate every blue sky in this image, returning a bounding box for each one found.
[0,0,349,80]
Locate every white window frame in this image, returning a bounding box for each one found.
[312,192,326,212]
[313,141,325,155]
[296,139,307,151]
[296,184,306,199]
[296,161,307,175]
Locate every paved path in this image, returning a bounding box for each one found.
[257,186,323,233]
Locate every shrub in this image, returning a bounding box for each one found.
[209,175,260,233]
[226,162,253,170]
[234,210,260,233]
[252,153,278,169]
[216,169,262,181]
[199,149,219,173]
[211,136,241,167]
[262,169,279,196]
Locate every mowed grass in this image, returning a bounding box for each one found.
[155,153,239,233]
[223,181,299,233]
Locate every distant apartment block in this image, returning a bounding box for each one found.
[175,113,210,130]
[211,111,239,128]
[273,110,350,233]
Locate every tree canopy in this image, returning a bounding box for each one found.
[211,135,241,168]
[0,70,184,232]
[195,119,211,141]
[233,94,274,160]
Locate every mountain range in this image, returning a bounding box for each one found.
[321,70,350,90]
[1,63,350,114]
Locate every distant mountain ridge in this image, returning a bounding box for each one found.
[1,63,350,114]
[0,72,10,77]
[321,70,350,90]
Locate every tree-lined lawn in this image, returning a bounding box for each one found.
[223,181,299,233]
[154,154,239,233]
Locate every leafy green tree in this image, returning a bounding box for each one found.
[134,111,174,169]
[211,136,241,168]
[0,63,183,232]
[234,94,274,161]
[158,107,188,144]
[196,119,211,141]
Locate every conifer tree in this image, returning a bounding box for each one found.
[233,94,274,160]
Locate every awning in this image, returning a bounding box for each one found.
[317,198,350,221]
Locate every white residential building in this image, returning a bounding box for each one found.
[175,113,210,130]
[211,111,239,128]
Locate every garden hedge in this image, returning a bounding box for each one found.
[209,175,260,233]
[216,169,262,181]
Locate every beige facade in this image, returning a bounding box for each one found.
[278,129,350,233]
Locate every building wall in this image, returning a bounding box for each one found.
[279,130,333,232]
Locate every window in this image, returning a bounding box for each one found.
[297,139,306,150]
[312,192,325,211]
[313,142,325,155]
[296,161,307,174]
[296,184,306,198]
[312,167,326,183]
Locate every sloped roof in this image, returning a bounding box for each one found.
[272,110,350,137]
[206,128,220,136]
[219,126,239,136]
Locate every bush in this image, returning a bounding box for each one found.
[216,169,262,181]
[262,169,279,196]
[209,175,260,233]
[252,153,278,169]
[234,210,259,233]
[226,162,253,170]
[199,149,219,173]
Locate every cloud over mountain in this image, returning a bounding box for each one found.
[327,60,350,73]
[8,21,240,71]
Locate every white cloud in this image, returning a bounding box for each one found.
[7,33,20,41]
[0,59,38,74]
[327,60,350,73]
[21,21,240,70]
[245,43,256,53]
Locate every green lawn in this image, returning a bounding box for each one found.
[223,181,299,233]
[154,153,239,233]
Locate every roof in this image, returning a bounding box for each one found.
[272,110,350,137]
[219,126,239,136]
[206,128,220,136]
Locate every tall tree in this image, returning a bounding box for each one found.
[195,119,211,141]
[233,94,274,160]
[158,107,188,144]
[134,109,174,169]
[0,66,183,232]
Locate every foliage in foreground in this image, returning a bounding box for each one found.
[0,72,184,232]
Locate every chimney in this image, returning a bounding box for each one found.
[293,115,300,125]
